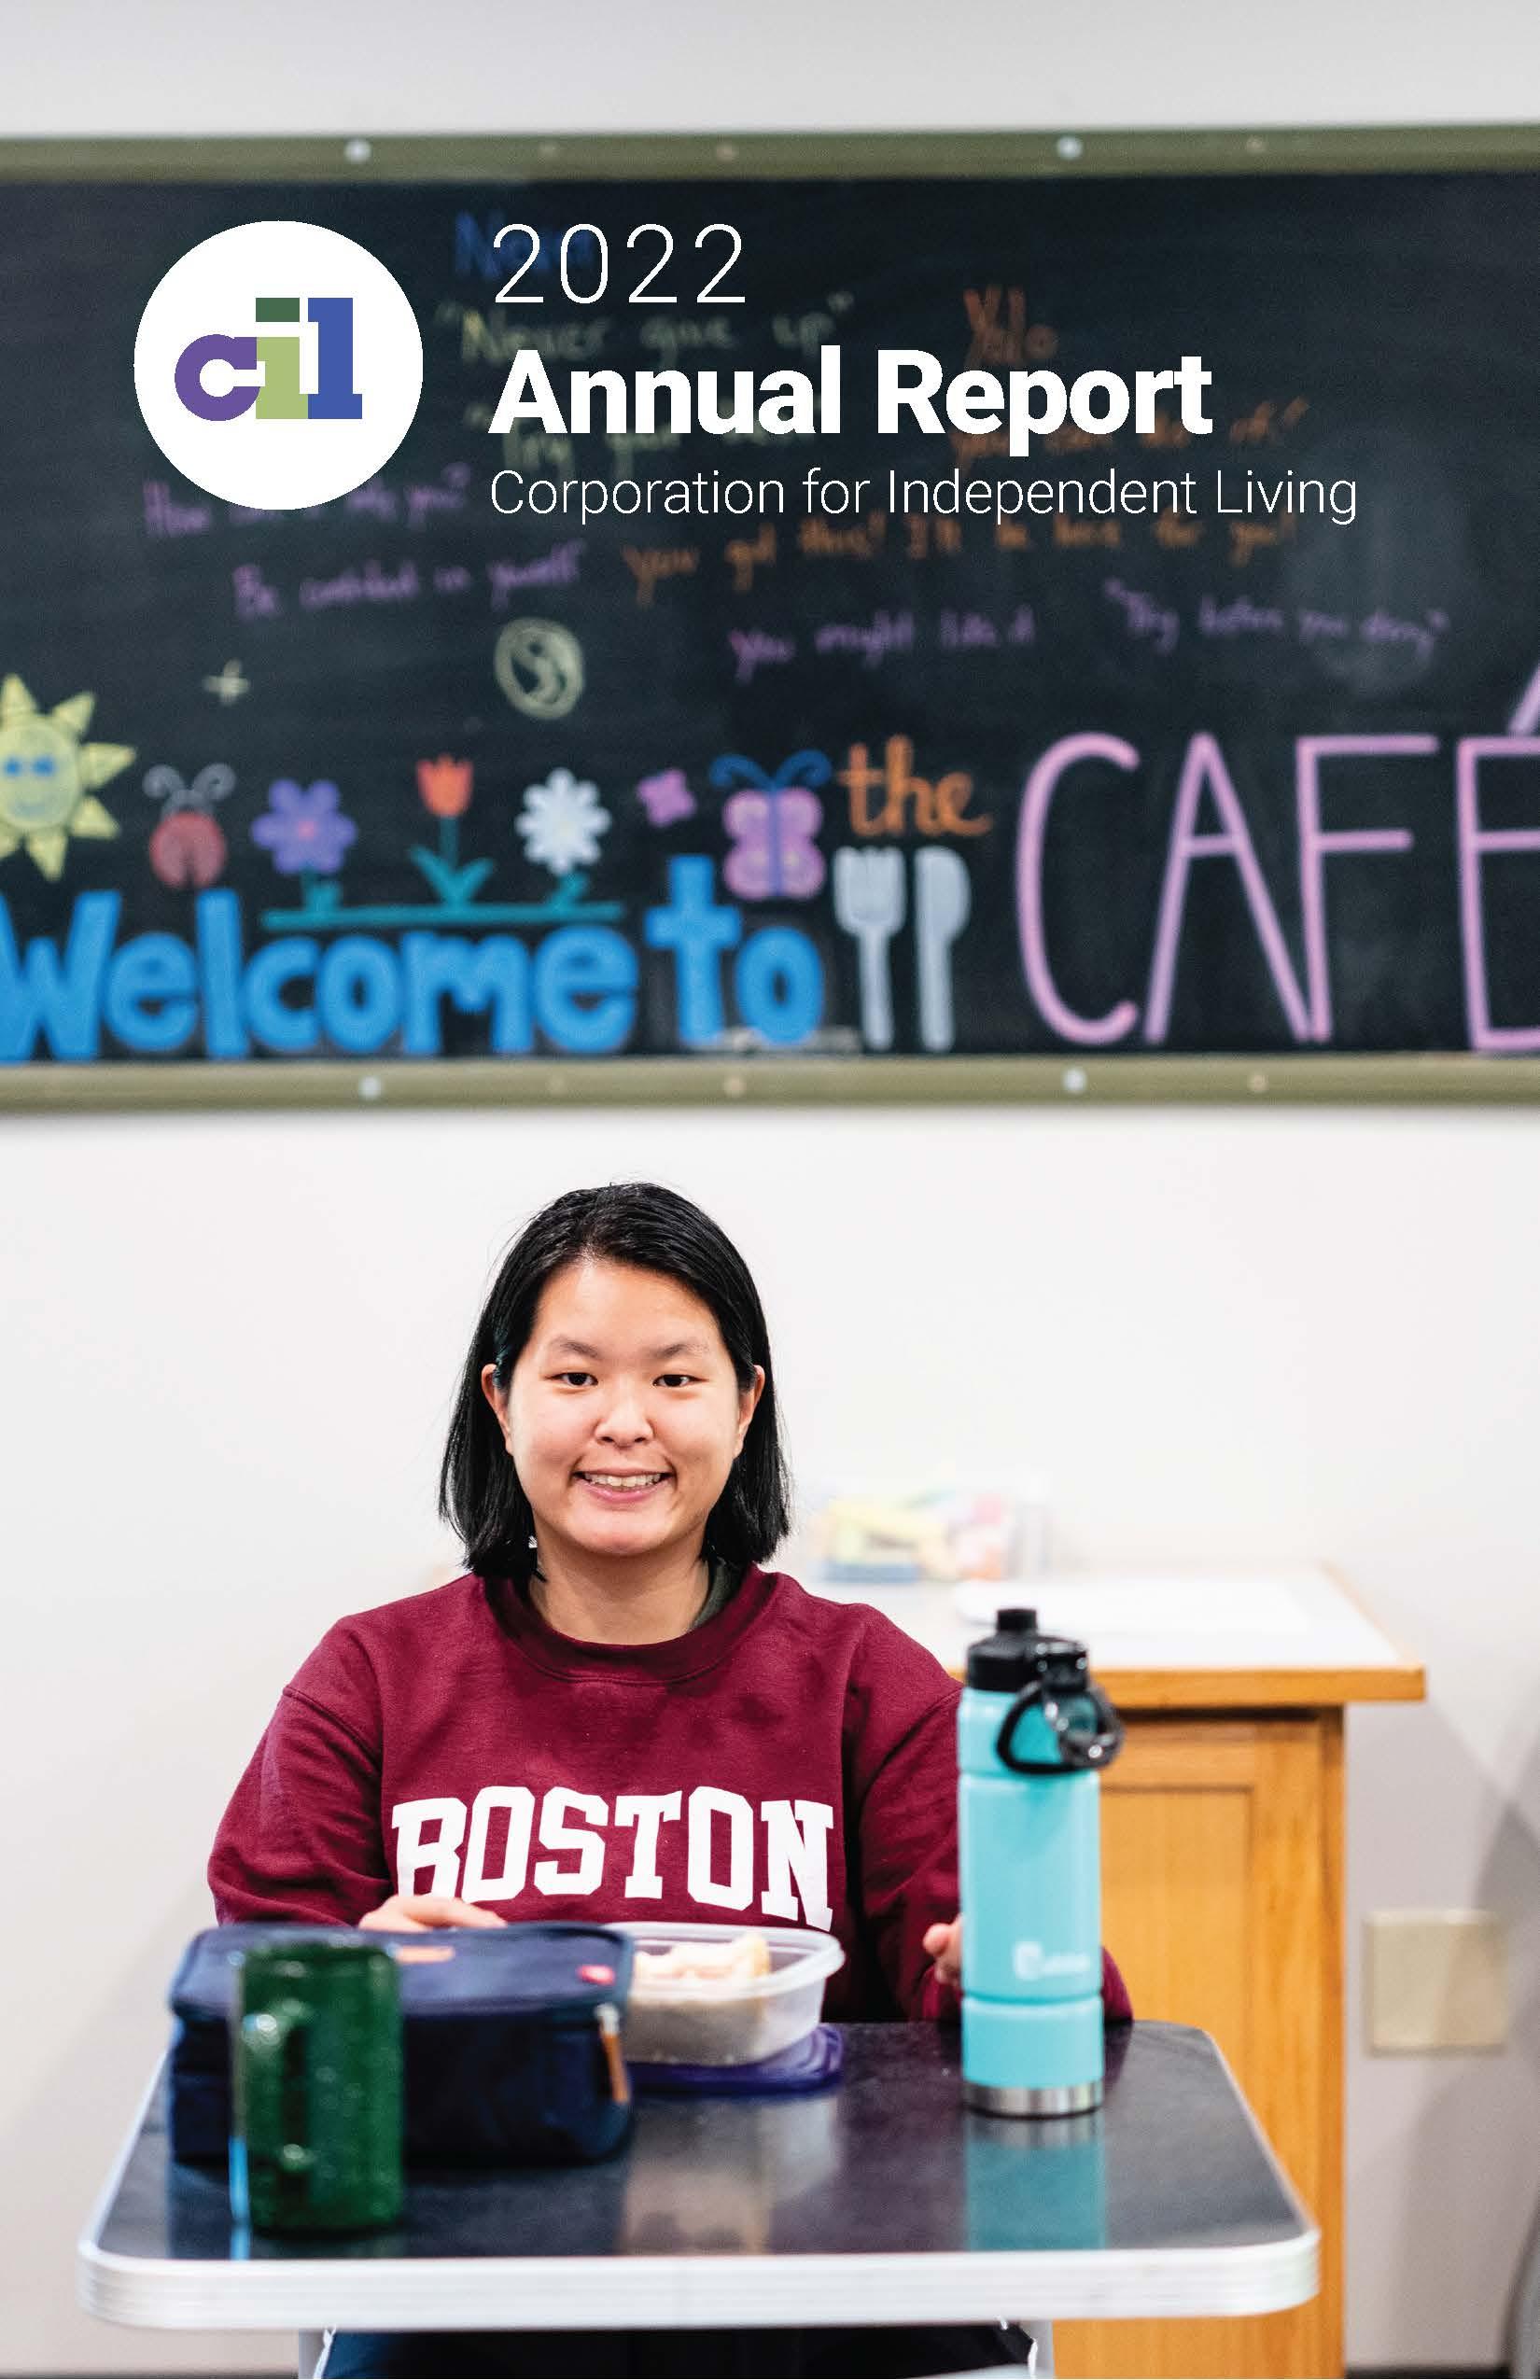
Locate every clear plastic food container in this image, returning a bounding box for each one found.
[617,1922,846,2065]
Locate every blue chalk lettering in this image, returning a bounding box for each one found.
[317,935,401,1054]
[454,211,504,279]
[195,890,249,1058]
[644,857,740,1046]
[0,890,119,1063]
[735,927,824,1045]
[534,927,637,1053]
[245,938,319,1053]
[400,932,535,1057]
[105,933,198,1054]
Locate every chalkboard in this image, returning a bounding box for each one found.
[4,134,1540,1102]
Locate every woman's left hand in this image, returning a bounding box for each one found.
[923,1915,962,1987]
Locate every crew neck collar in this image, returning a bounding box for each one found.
[483,1561,779,1681]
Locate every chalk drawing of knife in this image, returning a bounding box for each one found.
[915,847,971,1052]
[833,847,905,1050]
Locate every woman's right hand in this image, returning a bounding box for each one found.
[357,1894,508,1932]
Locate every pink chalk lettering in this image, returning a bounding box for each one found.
[1455,736,1540,1052]
[1145,734,1309,1044]
[1508,659,1540,737]
[1016,734,1141,1045]
[1295,736,1430,1040]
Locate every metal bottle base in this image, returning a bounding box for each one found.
[963,2076,1103,2117]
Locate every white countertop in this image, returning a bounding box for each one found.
[806,1564,1417,1687]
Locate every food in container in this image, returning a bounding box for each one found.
[619,1922,845,2065]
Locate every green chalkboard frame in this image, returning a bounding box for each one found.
[2,126,1539,181]
[3,123,1538,1111]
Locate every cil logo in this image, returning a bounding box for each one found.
[175,297,363,424]
[135,220,423,510]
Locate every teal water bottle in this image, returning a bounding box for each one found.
[959,1608,1124,2116]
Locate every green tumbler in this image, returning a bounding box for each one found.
[231,1939,403,2233]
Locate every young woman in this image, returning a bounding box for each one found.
[211,1182,1128,2376]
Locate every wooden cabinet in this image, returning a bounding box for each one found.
[1056,1711,1344,2379]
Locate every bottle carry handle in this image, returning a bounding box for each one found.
[994,1678,1126,1775]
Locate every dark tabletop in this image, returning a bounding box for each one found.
[95,2023,1308,2270]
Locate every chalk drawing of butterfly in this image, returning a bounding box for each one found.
[710,749,831,901]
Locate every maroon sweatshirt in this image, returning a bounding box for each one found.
[209,1563,1131,2024]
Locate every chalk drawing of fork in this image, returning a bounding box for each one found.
[833,847,906,1050]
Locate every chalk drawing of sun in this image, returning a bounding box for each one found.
[0,674,134,880]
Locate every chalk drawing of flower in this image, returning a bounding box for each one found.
[251,778,357,875]
[516,767,610,877]
[637,767,696,828]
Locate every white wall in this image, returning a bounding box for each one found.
[5,5,1540,2371]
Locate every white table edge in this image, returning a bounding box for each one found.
[77,2030,1320,2331]
[77,2228,1321,2329]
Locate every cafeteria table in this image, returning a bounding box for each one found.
[78,2023,1317,2373]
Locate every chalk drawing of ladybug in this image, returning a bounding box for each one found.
[144,763,235,889]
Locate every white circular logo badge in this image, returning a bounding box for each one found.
[133,219,424,510]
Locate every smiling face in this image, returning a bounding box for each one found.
[0,715,78,832]
[485,1257,763,1578]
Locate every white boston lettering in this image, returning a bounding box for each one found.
[614,1790,683,1898]
[461,1785,537,1901]
[392,1782,835,1923]
[391,1796,468,1897]
[532,1786,609,1896]
[686,1785,755,1910]
[760,1798,834,1927]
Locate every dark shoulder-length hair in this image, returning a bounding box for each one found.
[440,1182,791,1588]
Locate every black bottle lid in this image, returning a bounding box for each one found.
[966,1606,1091,1693]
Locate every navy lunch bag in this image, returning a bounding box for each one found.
[167,1921,635,2166]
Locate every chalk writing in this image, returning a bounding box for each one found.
[144,482,213,539]
[938,607,1035,651]
[487,539,584,607]
[1227,517,1295,567]
[1228,398,1310,447]
[813,612,914,666]
[905,514,964,560]
[798,513,887,561]
[841,738,991,838]
[729,629,796,686]
[726,523,777,595]
[1053,517,1121,550]
[1198,595,1287,639]
[963,288,1057,369]
[300,560,420,610]
[1104,581,1180,655]
[623,545,701,606]
[232,565,281,622]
